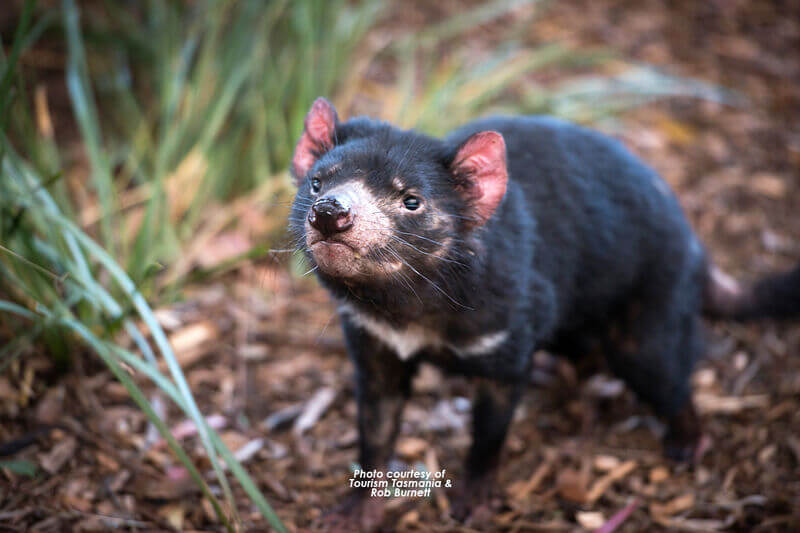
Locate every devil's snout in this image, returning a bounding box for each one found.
[308,196,354,237]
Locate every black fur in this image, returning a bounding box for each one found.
[289,110,800,521]
[705,263,800,320]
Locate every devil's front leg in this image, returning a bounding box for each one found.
[346,323,416,473]
[318,319,416,532]
[451,376,526,523]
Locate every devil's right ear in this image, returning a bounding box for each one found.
[291,98,339,185]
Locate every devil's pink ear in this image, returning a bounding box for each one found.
[291,98,339,184]
[451,131,508,227]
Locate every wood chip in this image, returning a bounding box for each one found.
[584,374,625,398]
[396,437,429,458]
[220,430,250,453]
[232,438,264,464]
[650,493,695,518]
[262,475,291,501]
[586,460,637,503]
[133,472,198,500]
[95,452,119,472]
[263,404,303,431]
[153,414,226,449]
[694,392,769,414]
[158,503,185,531]
[556,467,589,503]
[0,376,15,402]
[654,517,729,532]
[758,444,776,465]
[786,436,800,465]
[649,466,669,484]
[153,308,183,331]
[425,447,449,514]
[594,455,621,472]
[692,368,716,388]
[399,509,420,528]
[34,85,53,138]
[576,511,605,530]
[108,470,131,492]
[35,386,64,425]
[750,173,786,198]
[293,388,336,435]
[166,321,219,369]
[508,460,552,501]
[238,344,270,360]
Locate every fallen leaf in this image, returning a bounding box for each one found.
[39,436,77,474]
[0,460,37,477]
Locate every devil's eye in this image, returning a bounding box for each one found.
[310,177,321,193]
[403,196,421,211]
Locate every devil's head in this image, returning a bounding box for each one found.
[289,98,508,293]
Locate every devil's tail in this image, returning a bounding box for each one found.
[704,261,800,320]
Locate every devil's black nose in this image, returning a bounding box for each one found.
[308,197,354,236]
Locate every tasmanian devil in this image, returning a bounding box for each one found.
[288,97,800,528]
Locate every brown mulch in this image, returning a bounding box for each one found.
[2,1,800,531]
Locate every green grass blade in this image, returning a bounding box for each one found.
[62,0,118,255]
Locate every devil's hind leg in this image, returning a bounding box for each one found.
[603,276,705,461]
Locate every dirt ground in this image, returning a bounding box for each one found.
[2,1,799,531]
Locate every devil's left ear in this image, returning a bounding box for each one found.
[291,98,339,185]
[450,131,508,227]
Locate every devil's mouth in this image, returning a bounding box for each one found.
[308,235,356,251]
[311,240,354,253]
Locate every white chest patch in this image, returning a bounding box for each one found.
[340,305,508,360]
